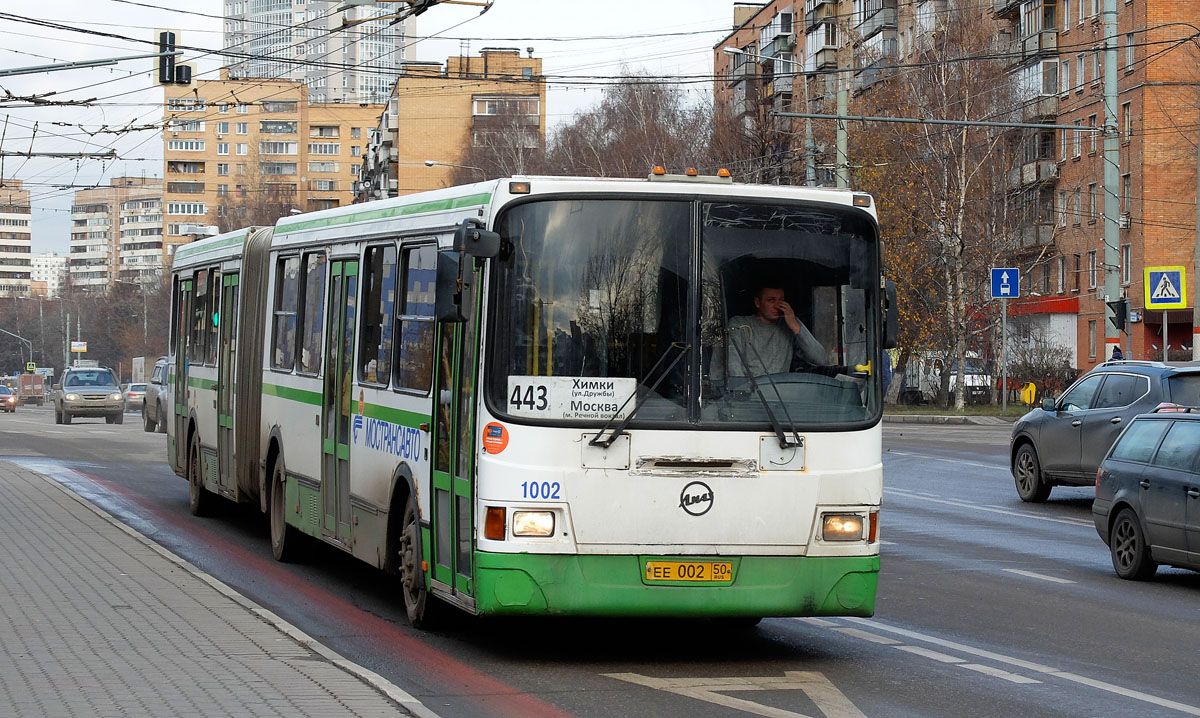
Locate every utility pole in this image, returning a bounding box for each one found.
[835,73,848,188]
[1102,0,1121,360]
[1193,119,1200,359]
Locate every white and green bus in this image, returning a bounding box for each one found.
[166,172,895,625]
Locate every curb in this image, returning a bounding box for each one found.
[27,463,439,718]
[883,414,1016,426]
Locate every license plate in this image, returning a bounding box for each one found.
[644,560,733,583]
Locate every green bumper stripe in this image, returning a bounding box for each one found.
[262,382,322,406]
[277,192,492,235]
[473,553,879,618]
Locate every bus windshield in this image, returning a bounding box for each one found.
[489,197,881,429]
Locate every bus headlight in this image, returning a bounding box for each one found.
[822,513,865,541]
[512,511,554,537]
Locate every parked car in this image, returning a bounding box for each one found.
[0,385,16,412]
[52,367,125,425]
[123,382,147,412]
[142,357,169,434]
[1010,360,1200,502]
[1094,408,1200,579]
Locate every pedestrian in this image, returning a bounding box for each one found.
[1110,346,1123,361]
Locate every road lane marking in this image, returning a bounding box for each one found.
[960,664,1041,684]
[798,617,838,627]
[604,672,866,718]
[886,487,1094,527]
[886,450,1007,472]
[838,618,1200,715]
[895,645,963,663]
[833,627,900,644]
[1003,569,1076,584]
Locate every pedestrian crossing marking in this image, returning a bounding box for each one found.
[1151,273,1180,301]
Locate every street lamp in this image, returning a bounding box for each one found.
[424,159,486,174]
[723,46,817,187]
[0,326,33,364]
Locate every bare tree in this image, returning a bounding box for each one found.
[449,100,546,185]
[216,146,299,233]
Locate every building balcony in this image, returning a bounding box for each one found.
[761,34,796,58]
[1021,94,1059,121]
[1021,30,1057,60]
[813,47,839,71]
[991,0,1020,17]
[806,0,837,30]
[1016,222,1055,249]
[1006,159,1058,189]
[857,2,898,41]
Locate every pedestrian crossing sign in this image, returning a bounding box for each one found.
[1144,266,1187,309]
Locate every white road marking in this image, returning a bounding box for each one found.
[797,617,838,627]
[1003,569,1076,584]
[886,487,1093,527]
[960,664,1041,684]
[604,672,865,718]
[879,540,897,546]
[833,627,900,645]
[887,450,1007,472]
[838,618,1200,715]
[894,645,963,663]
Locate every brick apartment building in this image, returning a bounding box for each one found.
[356,48,546,201]
[715,0,1200,370]
[0,179,32,297]
[162,70,384,257]
[69,177,164,293]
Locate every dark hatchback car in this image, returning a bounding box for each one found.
[1094,410,1200,579]
[1010,361,1200,502]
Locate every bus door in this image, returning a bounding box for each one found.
[173,278,193,472]
[430,262,480,601]
[321,259,357,543]
[217,272,239,495]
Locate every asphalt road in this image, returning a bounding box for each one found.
[3,406,1199,717]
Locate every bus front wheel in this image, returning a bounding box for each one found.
[270,457,301,562]
[188,436,214,517]
[399,495,438,628]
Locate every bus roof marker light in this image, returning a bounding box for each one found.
[717,168,731,178]
[508,181,530,194]
[685,167,698,177]
[651,166,666,176]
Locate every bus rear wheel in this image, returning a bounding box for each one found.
[399,495,438,628]
[270,457,301,562]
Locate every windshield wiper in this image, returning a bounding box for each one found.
[727,328,803,450]
[588,342,690,449]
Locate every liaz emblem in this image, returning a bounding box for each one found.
[679,481,714,517]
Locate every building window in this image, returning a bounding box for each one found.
[1089,320,1097,358]
[351,146,362,157]
[217,142,229,155]
[237,103,250,114]
[1121,244,1131,285]
[1087,114,1097,154]
[1088,250,1097,288]
[1058,190,1068,226]
[260,141,298,155]
[1060,60,1070,94]
[217,163,229,176]
[1092,50,1102,85]
[260,120,297,134]
[167,202,205,215]
[1042,263,1052,294]
[1122,102,1132,142]
[217,184,228,197]
[236,122,248,134]
[351,127,361,138]
[1087,182,1098,222]
[1073,253,1081,292]
[167,139,205,151]
[308,142,340,155]
[262,100,297,113]
[217,103,229,114]
[1077,54,1085,89]
[1073,120,1082,158]
[1073,187,1082,224]
[308,161,338,173]
[236,143,248,155]
[1121,173,1131,211]
[1060,128,1068,162]
[1057,255,1066,293]
[1062,0,1070,25]
[217,121,229,135]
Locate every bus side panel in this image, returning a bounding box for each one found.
[188,365,220,493]
[260,375,324,532]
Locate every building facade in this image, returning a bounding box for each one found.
[69,178,163,293]
[0,179,32,297]
[223,1,414,104]
[31,252,68,298]
[356,48,546,202]
[162,70,384,254]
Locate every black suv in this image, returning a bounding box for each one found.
[1094,409,1200,579]
[1010,361,1200,502]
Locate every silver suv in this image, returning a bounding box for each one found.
[142,357,169,433]
[53,367,125,425]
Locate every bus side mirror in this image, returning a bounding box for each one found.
[435,250,466,323]
[453,219,500,259]
[883,280,898,349]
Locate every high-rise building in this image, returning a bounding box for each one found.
[162,69,385,249]
[223,1,414,104]
[69,178,163,293]
[31,252,68,298]
[0,179,33,297]
[356,48,546,201]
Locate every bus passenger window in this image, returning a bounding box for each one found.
[191,268,209,364]
[298,252,327,375]
[271,256,300,370]
[394,245,436,392]
[207,270,221,366]
[359,244,397,384]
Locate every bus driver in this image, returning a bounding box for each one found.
[723,284,827,378]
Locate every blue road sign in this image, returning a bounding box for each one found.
[1144,266,1187,310]
[991,267,1020,299]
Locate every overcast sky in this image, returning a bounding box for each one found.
[0,1,738,254]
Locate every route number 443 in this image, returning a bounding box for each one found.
[510,383,548,412]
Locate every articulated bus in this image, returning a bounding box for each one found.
[166,172,895,625]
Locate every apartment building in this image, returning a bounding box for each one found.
[223,1,414,105]
[69,178,163,293]
[0,179,32,297]
[162,70,384,254]
[30,252,67,298]
[356,48,546,201]
[1000,0,1200,367]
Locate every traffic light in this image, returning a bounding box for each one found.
[1106,298,1128,333]
[156,30,192,86]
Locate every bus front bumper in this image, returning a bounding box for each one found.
[473,553,879,618]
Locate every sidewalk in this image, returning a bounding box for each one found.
[0,460,432,718]
[883,413,1016,426]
